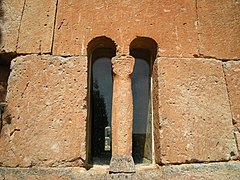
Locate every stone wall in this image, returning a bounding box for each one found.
[0,0,240,179]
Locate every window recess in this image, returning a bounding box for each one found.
[0,53,15,132]
[90,48,115,165]
[131,48,153,165]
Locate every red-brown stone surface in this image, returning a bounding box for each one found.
[53,0,198,57]
[197,0,240,59]
[0,55,88,167]
[153,57,238,164]
[0,0,24,53]
[110,55,135,173]
[111,55,135,157]
[17,0,57,54]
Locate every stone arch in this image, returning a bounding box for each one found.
[129,36,158,59]
[87,36,117,58]
[87,36,117,165]
[129,36,158,164]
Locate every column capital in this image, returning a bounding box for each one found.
[112,55,135,77]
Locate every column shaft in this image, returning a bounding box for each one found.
[110,55,135,173]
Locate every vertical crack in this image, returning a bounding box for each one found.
[21,81,29,98]
[16,0,27,52]
[222,62,240,156]
[195,0,201,56]
[51,0,59,55]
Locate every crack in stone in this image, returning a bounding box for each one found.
[195,0,201,57]
[51,0,59,54]
[160,55,240,62]
[10,128,20,136]
[38,40,42,53]
[21,81,29,98]
[16,0,27,52]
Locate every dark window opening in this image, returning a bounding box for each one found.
[0,53,15,131]
[131,48,153,165]
[0,53,14,103]
[90,48,115,165]
[0,65,10,103]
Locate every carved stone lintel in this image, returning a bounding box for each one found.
[109,156,135,173]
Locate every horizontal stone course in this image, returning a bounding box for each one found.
[0,162,239,179]
[53,0,198,57]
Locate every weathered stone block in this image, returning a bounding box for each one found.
[0,0,24,53]
[223,61,240,130]
[198,0,240,59]
[161,161,240,180]
[0,55,88,167]
[17,0,57,54]
[153,57,238,164]
[53,0,198,57]
[0,162,240,179]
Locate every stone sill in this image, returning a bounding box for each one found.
[90,164,159,172]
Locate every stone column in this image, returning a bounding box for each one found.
[109,55,135,173]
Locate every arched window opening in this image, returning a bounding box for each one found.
[130,37,157,165]
[87,37,116,165]
[131,48,152,164]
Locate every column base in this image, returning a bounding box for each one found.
[109,156,135,173]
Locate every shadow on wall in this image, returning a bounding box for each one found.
[0,0,4,45]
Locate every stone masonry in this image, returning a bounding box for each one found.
[0,0,240,179]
